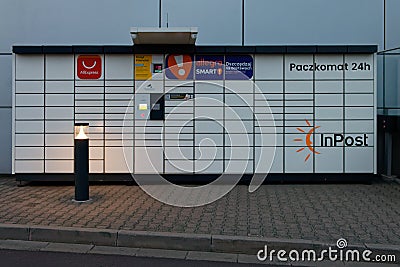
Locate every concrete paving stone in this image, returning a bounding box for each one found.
[0,240,49,251]
[30,225,118,246]
[343,262,399,267]
[135,248,188,259]
[0,223,29,240]
[117,230,211,251]
[41,242,94,254]
[186,251,238,263]
[237,254,291,265]
[365,243,400,252]
[290,260,346,267]
[212,235,316,255]
[88,245,139,256]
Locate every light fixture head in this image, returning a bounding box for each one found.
[74,123,89,140]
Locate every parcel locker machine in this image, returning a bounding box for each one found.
[12,44,378,182]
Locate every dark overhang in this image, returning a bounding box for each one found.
[12,45,378,54]
[130,27,198,45]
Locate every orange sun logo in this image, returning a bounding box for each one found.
[293,119,320,162]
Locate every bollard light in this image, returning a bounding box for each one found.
[74,123,90,202]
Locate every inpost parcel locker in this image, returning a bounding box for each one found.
[12,45,377,182]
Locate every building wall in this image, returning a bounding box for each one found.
[1,0,398,173]
[0,55,12,173]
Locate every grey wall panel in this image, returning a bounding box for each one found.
[0,0,158,51]
[0,108,11,173]
[1,0,395,51]
[162,0,241,45]
[0,56,11,107]
[245,0,383,48]
[383,56,400,108]
[0,54,11,170]
[386,0,400,49]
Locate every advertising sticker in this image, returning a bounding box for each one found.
[77,55,102,79]
[225,55,253,80]
[135,55,152,80]
[165,54,193,80]
[195,55,224,80]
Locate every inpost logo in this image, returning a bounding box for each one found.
[294,119,320,162]
[294,120,369,162]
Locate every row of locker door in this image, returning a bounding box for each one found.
[14,146,264,174]
[14,145,375,174]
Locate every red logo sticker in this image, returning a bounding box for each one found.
[77,55,102,79]
[165,54,193,80]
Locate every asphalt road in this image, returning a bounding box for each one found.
[0,249,272,267]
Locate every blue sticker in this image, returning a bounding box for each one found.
[225,55,253,80]
[195,55,224,80]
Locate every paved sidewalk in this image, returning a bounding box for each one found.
[0,177,400,246]
[1,240,399,266]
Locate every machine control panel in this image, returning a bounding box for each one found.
[135,94,150,120]
[135,93,165,120]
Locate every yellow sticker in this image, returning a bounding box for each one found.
[135,55,152,80]
[139,104,148,110]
